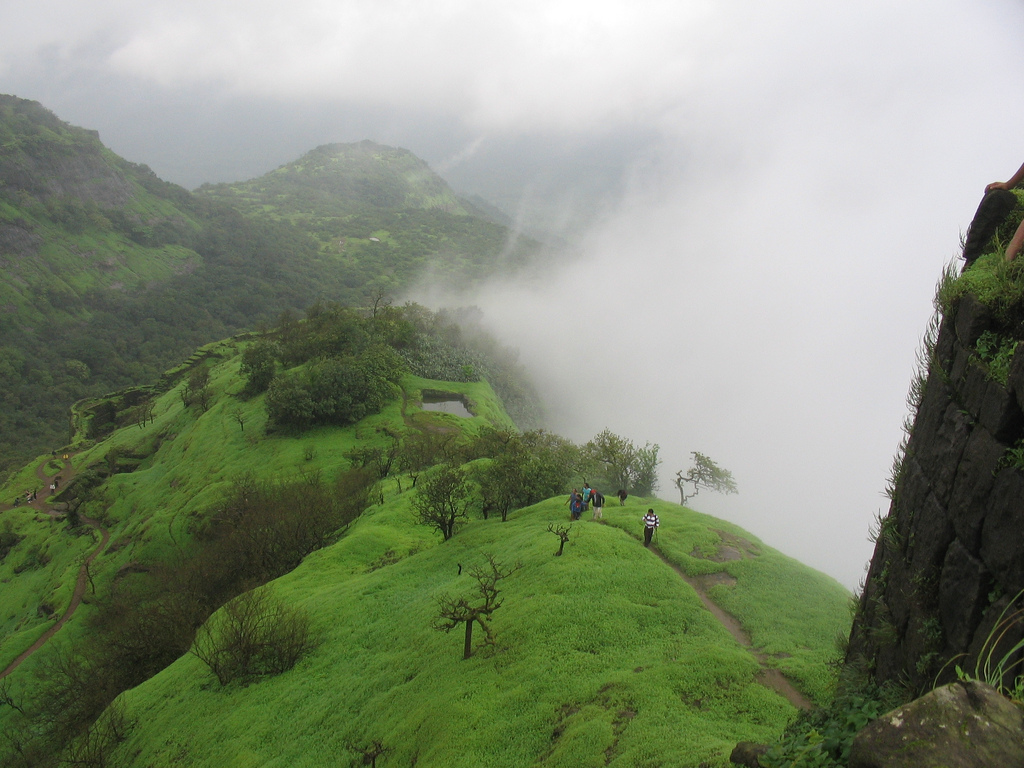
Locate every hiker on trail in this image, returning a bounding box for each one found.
[567,489,582,521]
[591,489,605,521]
[642,508,659,547]
[965,161,1024,267]
[617,489,628,506]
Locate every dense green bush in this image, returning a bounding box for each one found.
[760,684,895,768]
[265,345,405,430]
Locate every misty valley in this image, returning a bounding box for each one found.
[1,93,1023,768]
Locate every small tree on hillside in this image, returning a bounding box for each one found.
[434,554,522,659]
[547,523,575,556]
[584,429,661,497]
[413,463,472,541]
[181,366,211,411]
[346,432,401,480]
[474,430,581,522]
[476,442,531,522]
[348,739,390,768]
[674,451,738,506]
[399,430,458,488]
[239,340,279,395]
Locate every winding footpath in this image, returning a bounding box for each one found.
[650,544,812,711]
[0,455,111,679]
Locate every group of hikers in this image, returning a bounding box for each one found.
[15,476,59,506]
[565,484,661,546]
[566,484,605,520]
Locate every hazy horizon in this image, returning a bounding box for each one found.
[5,0,1024,589]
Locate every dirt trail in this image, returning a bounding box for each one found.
[0,455,111,679]
[650,546,812,711]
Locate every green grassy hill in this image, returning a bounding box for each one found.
[0,326,848,767]
[116,497,847,768]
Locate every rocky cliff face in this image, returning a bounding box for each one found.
[847,290,1024,695]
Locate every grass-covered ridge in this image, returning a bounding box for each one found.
[0,315,849,766]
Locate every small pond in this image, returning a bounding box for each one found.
[421,391,473,418]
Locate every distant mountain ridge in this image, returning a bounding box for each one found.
[0,96,131,206]
[199,141,470,216]
[195,139,538,296]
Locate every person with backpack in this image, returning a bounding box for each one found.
[642,509,659,547]
[567,489,582,521]
[591,489,605,521]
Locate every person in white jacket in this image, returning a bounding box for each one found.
[642,509,659,547]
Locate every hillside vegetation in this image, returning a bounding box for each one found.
[0,96,533,478]
[0,305,849,767]
[196,140,540,296]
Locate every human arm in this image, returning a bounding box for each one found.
[986,161,1024,192]
[1005,217,1024,262]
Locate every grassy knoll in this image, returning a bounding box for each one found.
[113,493,843,767]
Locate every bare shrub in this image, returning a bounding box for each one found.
[435,554,522,659]
[191,586,315,685]
[62,701,136,768]
[547,523,574,556]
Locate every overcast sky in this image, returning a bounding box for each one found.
[4,0,1024,589]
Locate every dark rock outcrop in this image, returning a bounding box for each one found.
[729,741,768,767]
[847,292,1024,694]
[848,680,1024,768]
[962,189,1018,268]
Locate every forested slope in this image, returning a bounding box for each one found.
[195,140,540,296]
[0,97,532,477]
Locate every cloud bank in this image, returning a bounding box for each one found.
[5,0,1024,587]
